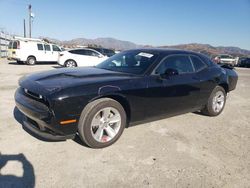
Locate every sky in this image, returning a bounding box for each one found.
[0,0,250,49]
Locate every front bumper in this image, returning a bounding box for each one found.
[7,57,20,61]
[15,88,76,141]
[22,114,75,141]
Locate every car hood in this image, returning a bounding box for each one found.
[19,67,135,96]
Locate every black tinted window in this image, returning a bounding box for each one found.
[78,50,88,55]
[37,44,44,50]
[91,48,102,53]
[8,41,13,49]
[69,49,88,55]
[155,55,194,74]
[13,41,17,49]
[190,56,207,71]
[87,50,99,57]
[44,44,51,51]
[69,50,79,54]
[52,45,61,52]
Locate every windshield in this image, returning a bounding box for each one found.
[96,50,159,74]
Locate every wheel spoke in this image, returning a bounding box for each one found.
[92,116,101,126]
[102,108,111,119]
[94,126,104,141]
[105,125,116,138]
[108,114,120,124]
[217,96,224,103]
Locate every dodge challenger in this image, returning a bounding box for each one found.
[15,49,238,148]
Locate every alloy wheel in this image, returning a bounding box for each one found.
[90,107,121,143]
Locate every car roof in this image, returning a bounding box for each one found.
[124,48,204,56]
[68,48,101,54]
[89,47,113,50]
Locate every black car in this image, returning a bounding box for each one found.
[88,47,116,57]
[237,57,250,68]
[15,49,238,148]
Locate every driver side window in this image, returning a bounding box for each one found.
[155,55,194,75]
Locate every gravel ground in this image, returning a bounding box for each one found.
[0,59,249,188]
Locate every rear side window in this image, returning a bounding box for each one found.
[44,44,51,51]
[37,44,44,51]
[52,45,61,52]
[190,56,207,72]
[69,49,85,55]
[79,50,89,55]
[8,41,13,49]
[12,41,18,49]
[155,55,194,74]
[69,49,99,56]
[69,50,78,54]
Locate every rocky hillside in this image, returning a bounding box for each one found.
[42,37,250,56]
[160,43,250,57]
[41,37,139,50]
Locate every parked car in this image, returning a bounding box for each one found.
[58,48,108,67]
[15,49,238,148]
[88,47,116,57]
[237,57,250,68]
[214,54,238,66]
[8,37,63,65]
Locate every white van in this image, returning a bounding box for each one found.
[8,37,63,65]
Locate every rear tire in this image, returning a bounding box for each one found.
[201,86,226,116]
[78,98,126,148]
[65,60,77,67]
[26,56,36,65]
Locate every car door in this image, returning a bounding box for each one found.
[189,55,216,106]
[51,45,61,62]
[71,49,90,66]
[36,43,45,61]
[76,49,102,66]
[145,54,202,118]
[85,49,104,66]
[44,44,53,62]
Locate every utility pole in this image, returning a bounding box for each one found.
[23,19,26,38]
[28,4,31,38]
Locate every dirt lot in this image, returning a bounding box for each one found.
[0,59,249,188]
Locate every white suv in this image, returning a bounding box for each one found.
[8,37,63,65]
[214,54,238,66]
[58,48,108,67]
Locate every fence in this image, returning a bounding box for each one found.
[0,31,13,58]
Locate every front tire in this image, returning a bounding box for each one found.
[78,98,126,148]
[65,60,77,67]
[201,86,226,116]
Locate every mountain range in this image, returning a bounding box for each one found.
[42,37,250,57]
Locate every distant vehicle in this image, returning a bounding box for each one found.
[58,48,108,67]
[88,47,116,57]
[237,57,250,68]
[7,37,63,65]
[214,54,238,66]
[15,49,238,148]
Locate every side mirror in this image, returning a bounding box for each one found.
[98,54,104,58]
[160,68,179,79]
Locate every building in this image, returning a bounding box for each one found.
[0,31,13,58]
